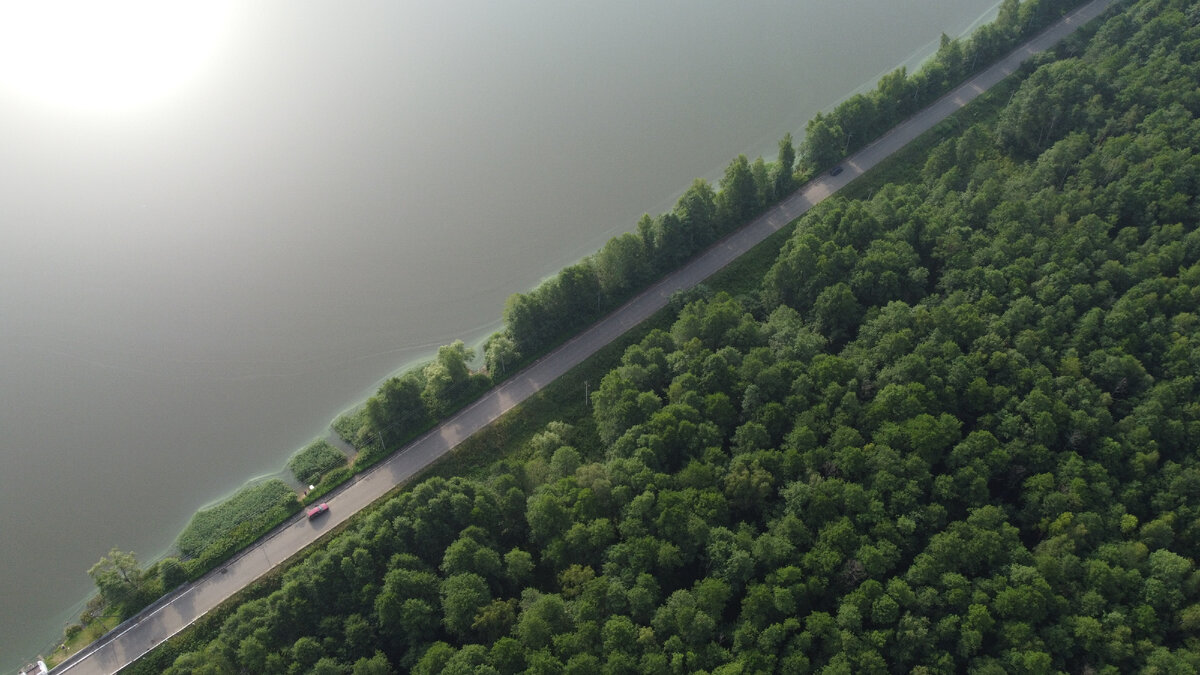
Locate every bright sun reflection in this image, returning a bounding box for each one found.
[0,0,233,111]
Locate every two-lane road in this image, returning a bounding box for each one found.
[49,2,1115,672]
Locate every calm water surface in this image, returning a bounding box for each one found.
[0,1,999,667]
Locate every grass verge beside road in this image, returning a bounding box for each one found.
[45,613,118,669]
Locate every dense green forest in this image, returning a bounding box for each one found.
[128,0,1200,672]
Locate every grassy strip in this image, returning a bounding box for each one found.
[176,479,297,559]
[182,499,304,581]
[332,407,370,448]
[44,612,119,668]
[300,466,354,506]
[288,439,348,485]
[124,489,373,674]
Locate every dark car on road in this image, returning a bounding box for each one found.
[829,165,844,176]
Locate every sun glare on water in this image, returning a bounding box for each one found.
[0,0,233,112]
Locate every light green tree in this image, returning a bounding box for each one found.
[88,547,145,616]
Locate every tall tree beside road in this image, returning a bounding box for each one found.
[422,340,487,417]
[88,548,147,618]
[367,371,430,449]
[675,178,718,248]
[773,132,796,198]
[715,154,759,229]
[803,113,846,171]
[484,332,519,376]
[651,211,689,270]
[594,232,651,302]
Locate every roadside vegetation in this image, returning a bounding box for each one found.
[289,439,349,486]
[117,0,1200,671]
[45,604,119,668]
[176,479,299,562]
[51,481,301,665]
[60,0,1100,665]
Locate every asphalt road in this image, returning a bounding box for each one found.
[48,2,1115,672]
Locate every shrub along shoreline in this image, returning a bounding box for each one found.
[53,0,1093,664]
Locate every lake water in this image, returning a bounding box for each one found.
[0,0,1000,668]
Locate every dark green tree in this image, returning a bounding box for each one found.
[803,113,845,170]
[441,572,492,639]
[716,154,759,228]
[366,371,429,449]
[773,132,796,198]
